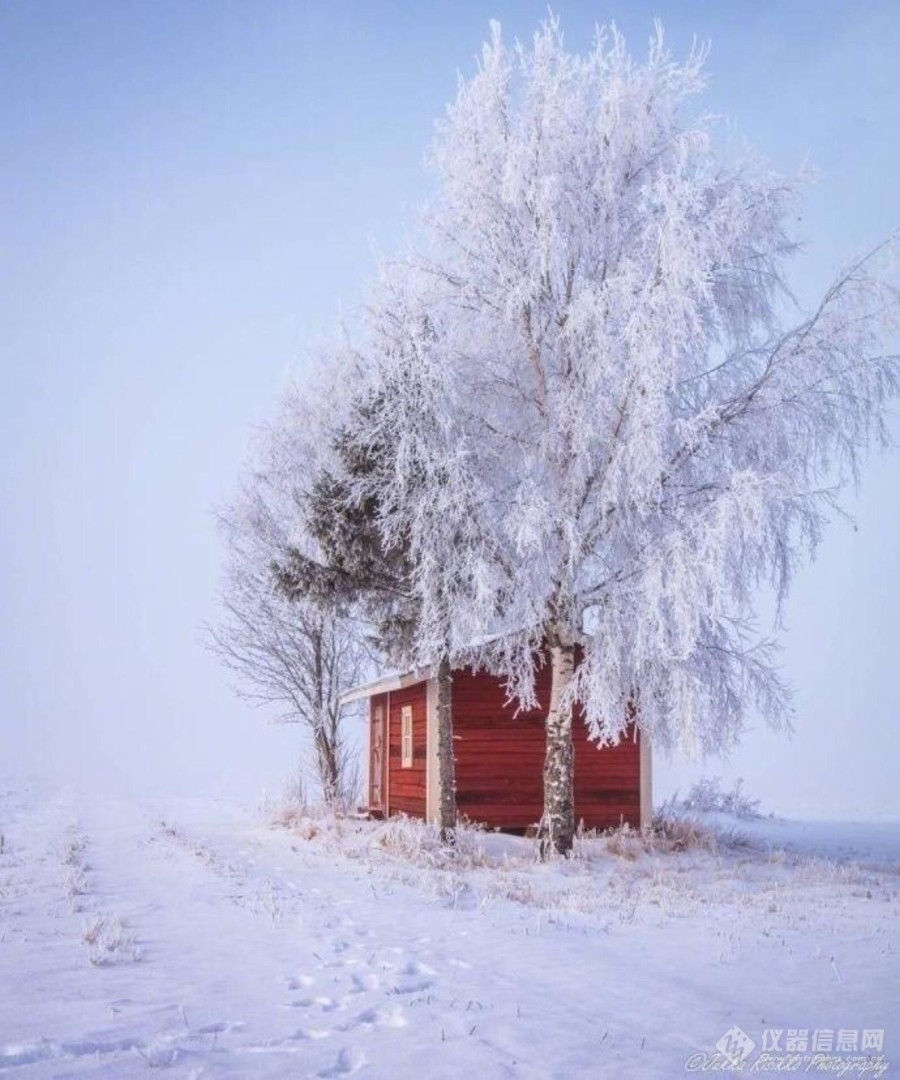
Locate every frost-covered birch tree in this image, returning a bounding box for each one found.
[357,18,900,856]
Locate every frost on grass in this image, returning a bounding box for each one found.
[271,802,778,926]
[63,864,87,912]
[262,758,900,939]
[81,912,140,966]
[61,833,90,913]
[271,800,490,870]
[370,817,490,870]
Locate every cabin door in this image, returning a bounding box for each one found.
[370,702,386,813]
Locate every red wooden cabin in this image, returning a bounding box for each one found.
[341,661,651,832]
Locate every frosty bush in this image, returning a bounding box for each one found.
[265,757,364,831]
[268,765,310,829]
[81,912,140,965]
[60,833,90,913]
[644,815,721,854]
[63,864,87,912]
[669,777,764,819]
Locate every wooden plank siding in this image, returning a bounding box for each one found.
[367,660,642,831]
[385,681,427,818]
[452,665,547,830]
[452,665,642,831]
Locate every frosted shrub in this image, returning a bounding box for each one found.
[651,782,764,854]
[266,760,368,833]
[644,815,720,854]
[63,864,87,911]
[82,912,140,965]
[266,766,312,829]
[60,833,90,912]
[63,836,88,866]
[602,825,644,861]
[669,777,764,819]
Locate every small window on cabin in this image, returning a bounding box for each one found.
[400,705,413,768]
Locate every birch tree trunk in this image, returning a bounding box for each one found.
[539,627,576,858]
[435,654,457,843]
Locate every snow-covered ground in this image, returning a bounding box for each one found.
[0,779,897,1078]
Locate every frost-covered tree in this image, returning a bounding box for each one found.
[259,351,463,841]
[356,19,900,855]
[209,411,369,810]
[333,282,503,841]
[275,332,462,838]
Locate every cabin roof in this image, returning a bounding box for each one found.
[339,664,434,706]
[337,630,516,707]
[338,626,586,708]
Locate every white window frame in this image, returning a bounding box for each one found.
[400,705,413,769]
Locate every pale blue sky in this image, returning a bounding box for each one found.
[2,2,898,816]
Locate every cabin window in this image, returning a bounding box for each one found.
[400,705,413,768]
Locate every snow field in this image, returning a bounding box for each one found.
[0,780,897,1077]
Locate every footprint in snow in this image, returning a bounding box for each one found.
[283,996,341,1013]
[290,1027,331,1041]
[318,1047,366,1077]
[324,956,360,970]
[195,1020,246,1035]
[388,976,435,996]
[400,959,435,976]
[340,1005,406,1032]
[348,972,379,994]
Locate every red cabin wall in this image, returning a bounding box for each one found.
[573,720,641,830]
[451,666,548,830]
[365,663,642,830]
[385,681,427,819]
[452,665,641,831]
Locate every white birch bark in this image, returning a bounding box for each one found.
[435,655,457,842]
[540,623,576,857]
